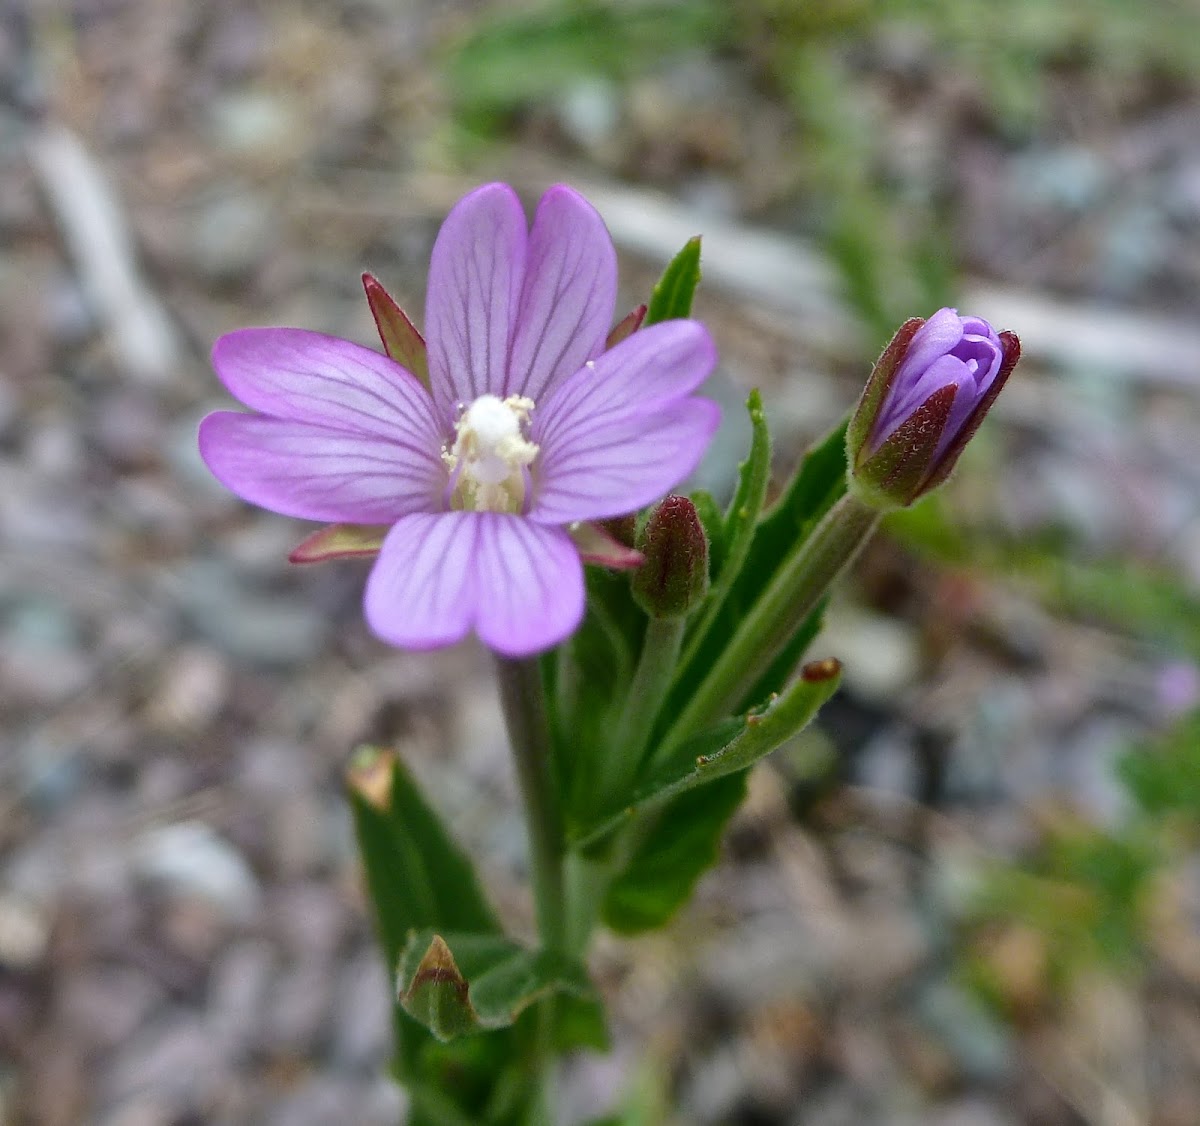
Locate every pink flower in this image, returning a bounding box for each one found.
[199,184,719,657]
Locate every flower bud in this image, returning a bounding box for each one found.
[847,308,1021,509]
[630,496,709,619]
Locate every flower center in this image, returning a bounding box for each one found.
[443,394,539,513]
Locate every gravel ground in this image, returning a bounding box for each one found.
[2,2,1199,1123]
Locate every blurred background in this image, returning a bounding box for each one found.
[3,0,1200,1123]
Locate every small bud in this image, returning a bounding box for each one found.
[847,308,1020,510]
[630,496,709,619]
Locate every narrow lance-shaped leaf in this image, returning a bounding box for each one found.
[666,417,847,724]
[644,236,701,324]
[347,747,501,977]
[574,658,842,850]
[346,747,505,1087]
[678,390,771,671]
[600,659,842,932]
[603,772,748,933]
[688,489,726,577]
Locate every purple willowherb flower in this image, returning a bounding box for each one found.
[847,307,1020,509]
[198,183,719,657]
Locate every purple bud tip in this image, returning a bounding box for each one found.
[848,308,1020,509]
[869,308,1004,460]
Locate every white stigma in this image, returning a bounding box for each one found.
[444,394,538,512]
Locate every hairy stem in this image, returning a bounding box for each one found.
[606,615,686,805]
[665,492,880,744]
[494,656,565,1123]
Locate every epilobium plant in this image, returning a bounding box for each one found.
[199,182,1019,1123]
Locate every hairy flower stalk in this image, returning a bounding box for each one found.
[199,182,719,658]
[667,309,1020,743]
[606,496,709,804]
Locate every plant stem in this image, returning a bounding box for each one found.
[495,656,566,1124]
[606,616,685,804]
[664,491,880,744]
[495,656,567,953]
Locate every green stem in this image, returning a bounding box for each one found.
[494,656,566,1125]
[495,656,567,952]
[606,616,685,804]
[665,491,880,744]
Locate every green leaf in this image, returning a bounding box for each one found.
[554,572,641,826]
[664,416,848,725]
[397,930,601,1043]
[347,748,501,979]
[601,658,841,932]
[736,595,828,713]
[1117,709,1200,820]
[688,488,726,577]
[644,236,702,324]
[603,772,748,933]
[678,391,771,675]
[576,658,841,850]
[738,414,849,588]
[348,750,544,1115]
[446,2,729,126]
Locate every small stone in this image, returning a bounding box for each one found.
[557,77,621,153]
[145,645,230,734]
[133,821,260,924]
[94,391,166,469]
[97,1096,176,1126]
[103,1011,223,1109]
[330,952,391,1070]
[0,894,49,970]
[189,194,278,282]
[264,959,333,1056]
[207,940,276,1058]
[60,967,163,1051]
[915,980,1013,1084]
[173,560,328,665]
[210,92,299,157]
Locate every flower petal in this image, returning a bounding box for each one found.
[364,513,479,650]
[874,353,966,444]
[505,185,617,402]
[424,183,527,417]
[531,319,717,446]
[363,512,584,656]
[211,328,443,448]
[891,307,963,392]
[471,515,584,656]
[199,411,444,523]
[530,397,721,525]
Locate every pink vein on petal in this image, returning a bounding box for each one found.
[425,184,527,416]
[505,185,617,403]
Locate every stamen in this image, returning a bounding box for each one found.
[443,394,538,513]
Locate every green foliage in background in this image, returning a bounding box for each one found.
[962,707,1200,1019]
[443,0,1200,336]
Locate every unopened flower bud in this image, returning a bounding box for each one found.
[847,308,1020,510]
[631,496,709,619]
